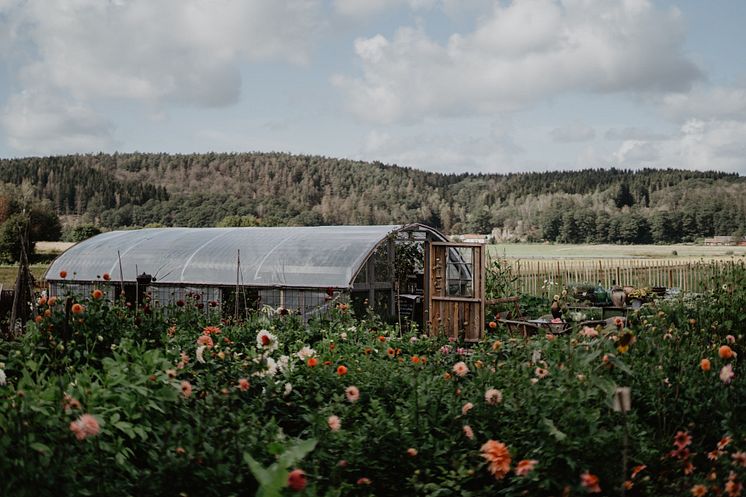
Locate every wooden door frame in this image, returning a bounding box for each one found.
[425,241,485,342]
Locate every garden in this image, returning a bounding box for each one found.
[0,266,744,497]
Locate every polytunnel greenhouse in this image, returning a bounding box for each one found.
[45,224,486,340]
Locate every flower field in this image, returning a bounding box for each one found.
[1,270,745,496]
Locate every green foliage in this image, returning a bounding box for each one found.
[63,224,102,242]
[0,268,745,496]
[245,438,317,497]
[0,213,31,263]
[614,182,635,209]
[0,200,62,263]
[1,154,745,244]
[217,214,262,227]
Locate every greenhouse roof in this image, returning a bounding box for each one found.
[46,225,433,288]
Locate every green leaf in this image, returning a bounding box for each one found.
[608,355,633,376]
[277,438,317,467]
[133,426,148,442]
[542,418,567,442]
[244,453,272,486]
[114,421,135,439]
[30,442,52,455]
[266,441,284,456]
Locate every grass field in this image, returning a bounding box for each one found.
[36,241,75,253]
[488,243,746,259]
[0,241,70,288]
[0,264,49,289]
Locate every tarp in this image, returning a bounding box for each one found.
[45,226,405,288]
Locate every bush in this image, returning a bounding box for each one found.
[0,273,744,496]
[64,224,102,242]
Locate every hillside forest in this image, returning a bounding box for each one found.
[0,152,745,261]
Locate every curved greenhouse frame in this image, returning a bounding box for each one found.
[45,224,451,320]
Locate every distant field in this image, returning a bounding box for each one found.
[0,241,69,287]
[0,264,49,288]
[488,243,746,260]
[36,241,75,253]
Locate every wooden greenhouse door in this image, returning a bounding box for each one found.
[426,242,485,342]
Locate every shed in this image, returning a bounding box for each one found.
[45,224,485,340]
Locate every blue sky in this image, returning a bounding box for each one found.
[1,0,745,175]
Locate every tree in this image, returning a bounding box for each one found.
[0,214,31,263]
[217,215,261,227]
[650,211,680,243]
[29,208,62,241]
[540,210,563,241]
[557,211,581,243]
[614,183,635,209]
[64,224,101,242]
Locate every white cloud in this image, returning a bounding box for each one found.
[0,0,324,153]
[360,121,525,173]
[333,0,436,18]
[6,0,323,107]
[335,0,701,123]
[612,119,746,173]
[661,84,746,123]
[604,127,668,141]
[1,90,116,154]
[550,123,595,142]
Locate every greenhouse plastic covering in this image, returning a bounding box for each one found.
[46,226,406,288]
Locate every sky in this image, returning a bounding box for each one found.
[1,0,745,175]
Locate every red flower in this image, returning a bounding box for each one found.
[71,303,84,314]
[59,270,67,279]
[287,469,307,491]
[92,289,103,300]
[307,357,318,367]
[674,431,692,450]
[337,365,348,376]
[631,464,646,479]
[580,472,601,493]
[102,272,111,281]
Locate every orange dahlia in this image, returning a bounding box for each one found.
[480,440,511,480]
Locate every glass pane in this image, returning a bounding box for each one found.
[446,247,474,297]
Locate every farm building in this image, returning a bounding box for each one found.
[703,235,746,246]
[45,225,485,340]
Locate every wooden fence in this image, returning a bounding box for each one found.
[491,257,745,296]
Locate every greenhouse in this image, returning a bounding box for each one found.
[45,224,486,339]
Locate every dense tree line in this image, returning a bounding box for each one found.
[0,155,168,216]
[1,152,744,244]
